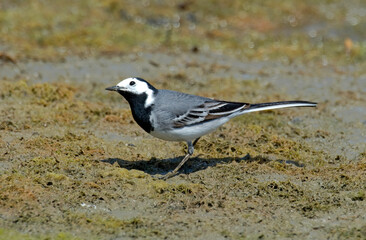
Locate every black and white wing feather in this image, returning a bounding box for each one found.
[172,100,249,128]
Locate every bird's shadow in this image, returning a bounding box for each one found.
[101,154,304,177]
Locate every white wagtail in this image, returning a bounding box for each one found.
[106,77,317,179]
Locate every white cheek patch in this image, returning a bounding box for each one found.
[134,82,148,93]
[144,88,155,107]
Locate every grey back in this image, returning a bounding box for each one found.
[150,89,211,129]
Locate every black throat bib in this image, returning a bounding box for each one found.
[118,91,154,133]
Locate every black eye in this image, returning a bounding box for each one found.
[129,81,136,86]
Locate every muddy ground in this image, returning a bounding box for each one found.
[1,0,366,239]
[1,51,365,239]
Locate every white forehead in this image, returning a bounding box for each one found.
[116,77,150,94]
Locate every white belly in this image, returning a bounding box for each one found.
[150,117,230,142]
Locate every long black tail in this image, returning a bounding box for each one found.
[243,101,317,113]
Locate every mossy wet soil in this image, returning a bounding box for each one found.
[1,0,366,239]
[0,52,365,239]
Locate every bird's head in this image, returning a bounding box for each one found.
[106,77,157,107]
[106,77,156,95]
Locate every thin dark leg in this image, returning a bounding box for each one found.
[160,139,199,179]
[193,137,200,147]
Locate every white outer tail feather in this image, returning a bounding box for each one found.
[242,101,317,114]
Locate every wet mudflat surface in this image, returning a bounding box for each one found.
[1,52,365,239]
[1,0,366,239]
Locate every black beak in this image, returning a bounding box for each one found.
[105,86,119,91]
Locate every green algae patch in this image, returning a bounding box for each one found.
[0,80,30,98]
[100,168,147,180]
[30,83,76,106]
[65,212,145,235]
[255,179,335,217]
[46,172,69,182]
[0,80,76,103]
[349,191,365,202]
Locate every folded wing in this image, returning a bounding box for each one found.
[173,100,249,128]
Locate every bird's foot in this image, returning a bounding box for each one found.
[157,171,179,180]
[154,153,192,180]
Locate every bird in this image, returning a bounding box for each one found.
[106,77,317,179]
